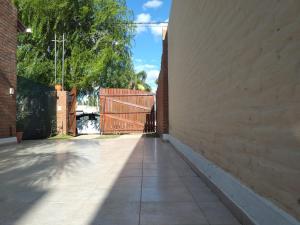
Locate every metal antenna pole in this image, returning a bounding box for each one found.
[51,34,58,85]
[54,33,57,84]
[62,33,65,91]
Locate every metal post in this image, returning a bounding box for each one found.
[62,33,65,91]
[52,34,58,85]
[54,33,57,84]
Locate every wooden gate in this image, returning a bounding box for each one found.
[68,87,77,136]
[99,88,155,134]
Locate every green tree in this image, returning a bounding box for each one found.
[130,70,151,92]
[15,0,136,92]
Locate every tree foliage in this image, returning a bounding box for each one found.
[15,0,138,92]
[130,70,151,92]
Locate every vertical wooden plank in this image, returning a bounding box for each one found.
[99,88,155,134]
[68,87,77,136]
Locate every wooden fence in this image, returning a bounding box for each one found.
[99,88,155,134]
[68,87,77,136]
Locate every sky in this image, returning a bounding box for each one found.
[126,0,172,91]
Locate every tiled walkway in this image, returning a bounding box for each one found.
[0,135,241,225]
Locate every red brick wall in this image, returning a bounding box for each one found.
[0,0,18,137]
[156,31,168,134]
[56,91,68,135]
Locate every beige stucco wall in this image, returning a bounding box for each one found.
[168,0,300,219]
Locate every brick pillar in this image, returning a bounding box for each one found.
[0,0,17,138]
[56,91,68,135]
[156,29,169,135]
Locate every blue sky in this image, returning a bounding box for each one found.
[126,0,172,91]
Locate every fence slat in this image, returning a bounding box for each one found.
[99,88,155,134]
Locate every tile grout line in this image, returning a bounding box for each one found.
[170,139,241,224]
[138,140,145,225]
[167,141,212,225]
[180,177,212,225]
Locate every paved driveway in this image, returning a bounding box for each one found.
[0,135,240,225]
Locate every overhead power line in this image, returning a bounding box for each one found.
[133,22,168,24]
[107,22,168,27]
[134,25,168,27]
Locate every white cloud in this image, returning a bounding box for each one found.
[134,61,160,91]
[150,25,163,37]
[150,19,169,37]
[135,14,168,39]
[136,13,151,22]
[146,69,160,91]
[134,58,143,63]
[135,13,151,33]
[135,64,157,71]
[147,69,160,80]
[143,0,163,9]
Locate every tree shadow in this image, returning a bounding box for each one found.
[86,135,189,225]
[86,136,146,225]
[0,140,90,224]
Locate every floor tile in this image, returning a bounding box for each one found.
[188,187,220,203]
[143,168,179,177]
[0,136,241,225]
[142,187,194,202]
[143,162,173,169]
[122,162,143,169]
[142,176,184,188]
[116,168,142,177]
[80,202,140,225]
[0,189,45,204]
[140,202,209,225]
[181,176,208,189]
[176,168,198,177]
[0,201,30,223]
[198,202,240,225]
[112,176,142,188]
[15,202,83,225]
[92,187,141,203]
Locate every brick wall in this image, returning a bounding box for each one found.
[156,31,169,134]
[168,0,300,220]
[0,0,18,137]
[56,91,68,135]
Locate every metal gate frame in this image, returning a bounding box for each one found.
[99,88,155,134]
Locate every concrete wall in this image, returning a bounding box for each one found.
[0,0,18,137]
[168,0,300,220]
